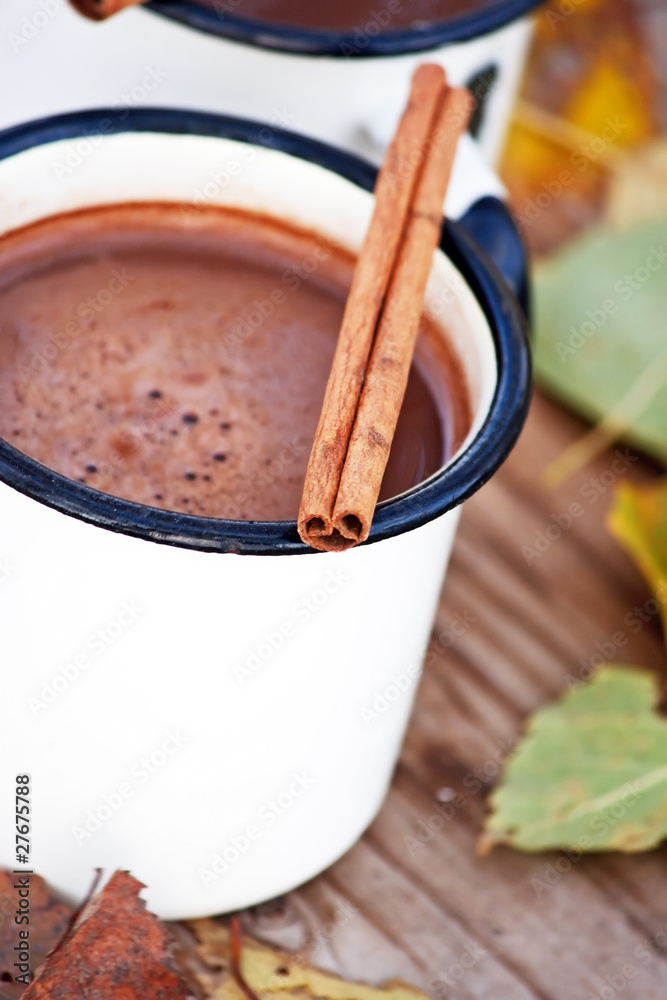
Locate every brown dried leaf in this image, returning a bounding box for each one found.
[22,870,194,1000]
[0,872,74,999]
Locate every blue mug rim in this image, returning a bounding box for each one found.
[0,107,531,556]
[145,0,544,57]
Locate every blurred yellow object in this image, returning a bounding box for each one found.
[535,0,602,35]
[500,0,657,252]
[565,57,653,146]
[607,140,667,229]
[608,479,667,635]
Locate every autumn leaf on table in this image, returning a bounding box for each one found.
[532,218,667,470]
[0,872,73,1000]
[188,918,430,1000]
[608,478,667,634]
[22,870,194,1000]
[479,667,667,854]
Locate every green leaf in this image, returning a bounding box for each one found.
[607,478,667,634]
[533,220,667,465]
[479,667,667,854]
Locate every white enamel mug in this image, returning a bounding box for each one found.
[2,0,542,165]
[0,108,530,919]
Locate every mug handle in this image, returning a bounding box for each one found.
[361,119,529,314]
[457,195,530,319]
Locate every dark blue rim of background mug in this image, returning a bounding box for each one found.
[145,0,544,57]
[0,107,531,556]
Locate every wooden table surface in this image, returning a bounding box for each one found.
[230,391,667,1000]
[6,1,665,993]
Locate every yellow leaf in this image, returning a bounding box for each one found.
[189,920,431,1000]
[501,119,569,190]
[607,479,667,634]
[564,57,653,146]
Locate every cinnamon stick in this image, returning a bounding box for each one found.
[298,80,473,552]
[297,63,447,550]
[68,0,144,19]
[333,86,474,546]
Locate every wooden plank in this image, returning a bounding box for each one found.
[237,391,667,1000]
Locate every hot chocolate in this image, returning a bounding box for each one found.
[0,203,469,521]
[198,0,498,30]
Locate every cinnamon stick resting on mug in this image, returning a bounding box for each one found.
[298,66,473,552]
[68,0,144,19]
